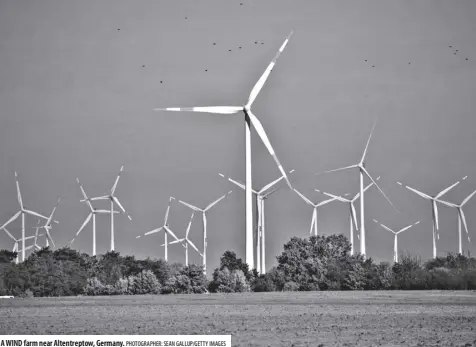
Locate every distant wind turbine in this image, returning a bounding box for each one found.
[178,191,233,275]
[315,177,380,255]
[315,118,398,259]
[136,197,184,262]
[436,188,476,254]
[397,176,466,258]
[162,212,202,266]
[2,227,36,264]
[373,219,421,263]
[219,169,294,275]
[154,31,295,270]
[72,178,119,255]
[0,172,58,262]
[88,166,132,251]
[31,197,61,249]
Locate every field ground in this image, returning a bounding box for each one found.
[1,291,476,346]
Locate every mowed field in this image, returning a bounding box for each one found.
[1,291,476,347]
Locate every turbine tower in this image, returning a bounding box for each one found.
[154,31,295,270]
[71,178,119,256]
[373,219,420,263]
[436,188,476,254]
[315,118,398,259]
[136,197,183,262]
[315,177,380,255]
[88,166,132,251]
[2,227,37,264]
[178,191,233,275]
[219,169,294,274]
[162,212,202,266]
[0,172,58,262]
[397,176,465,258]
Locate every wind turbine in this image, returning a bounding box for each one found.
[219,169,294,274]
[315,118,398,259]
[178,191,233,275]
[293,189,342,236]
[71,178,120,256]
[315,177,380,255]
[32,198,61,249]
[0,172,58,262]
[397,176,465,258]
[373,219,421,263]
[2,227,36,264]
[136,197,183,262]
[162,212,202,266]
[88,166,132,251]
[154,31,295,270]
[435,188,476,255]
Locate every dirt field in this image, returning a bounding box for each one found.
[1,291,475,346]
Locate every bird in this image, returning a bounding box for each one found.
[466,58,469,61]
[229,49,232,52]
[160,81,163,84]
[408,62,411,65]
[205,69,208,72]
[213,43,216,45]
[365,60,368,62]
[117,29,120,31]
[185,17,187,19]
[456,50,459,52]
[240,2,243,5]
[449,45,452,48]
[142,65,145,68]
[254,41,258,44]
[372,65,375,68]
[239,46,242,49]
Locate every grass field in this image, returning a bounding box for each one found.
[1,291,476,346]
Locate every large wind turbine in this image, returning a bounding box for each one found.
[219,169,294,274]
[136,197,183,261]
[162,212,202,266]
[0,172,58,262]
[436,188,476,255]
[397,176,465,258]
[315,118,398,259]
[2,227,36,264]
[373,219,421,263]
[315,177,380,255]
[154,31,295,270]
[71,178,119,256]
[88,166,132,251]
[178,191,233,275]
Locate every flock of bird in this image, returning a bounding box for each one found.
[1,29,474,276]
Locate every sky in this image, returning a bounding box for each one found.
[1,0,476,276]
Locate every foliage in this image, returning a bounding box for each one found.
[165,264,208,294]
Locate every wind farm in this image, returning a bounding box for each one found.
[1,0,476,343]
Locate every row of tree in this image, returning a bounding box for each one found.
[1,234,476,297]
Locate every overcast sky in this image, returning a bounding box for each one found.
[1,0,476,275]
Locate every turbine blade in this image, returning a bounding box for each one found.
[260,169,295,194]
[362,167,399,212]
[178,200,201,212]
[436,198,458,208]
[397,222,418,234]
[144,226,164,236]
[262,187,279,199]
[459,209,470,238]
[76,214,92,236]
[247,30,294,106]
[164,226,181,242]
[154,106,242,114]
[293,188,313,206]
[187,239,202,256]
[90,195,110,201]
[24,210,49,220]
[315,190,350,203]
[462,189,476,206]
[46,230,56,248]
[164,197,175,225]
[248,110,292,189]
[113,196,132,220]
[316,196,339,207]
[360,116,379,164]
[76,178,93,210]
[15,172,23,209]
[0,211,21,231]
[353,177,380,201]
[205,191,232,211]
[316,164,358,176]
[111,166,124,195]
[2,228,16,241]
[436,180,460,198]
[373,219,395,233]
[46,197,61,226]
[185,213,195,238]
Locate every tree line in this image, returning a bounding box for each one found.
[1,234,476,297]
